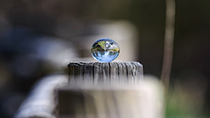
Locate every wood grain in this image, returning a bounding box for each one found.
[67,61,143,85]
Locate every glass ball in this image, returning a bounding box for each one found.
[91,38,120,62]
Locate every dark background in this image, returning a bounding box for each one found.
[0,0,210,117]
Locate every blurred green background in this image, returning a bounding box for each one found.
[0,0,210,118]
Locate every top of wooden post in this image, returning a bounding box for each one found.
[68,61,143,85]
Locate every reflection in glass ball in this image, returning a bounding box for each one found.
[91,38,120,62]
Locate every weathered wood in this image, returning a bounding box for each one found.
[67,61,143,85]
[55,61,147,118]
[56,79,164,118]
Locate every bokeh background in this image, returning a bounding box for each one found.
[0,0,210,118]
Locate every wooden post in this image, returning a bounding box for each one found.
[56,61,164,118]
[57,83,163,118]
[67,61,143,84]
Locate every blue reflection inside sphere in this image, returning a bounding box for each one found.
[91,38,120,62]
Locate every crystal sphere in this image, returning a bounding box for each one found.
[91,38,120,62]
